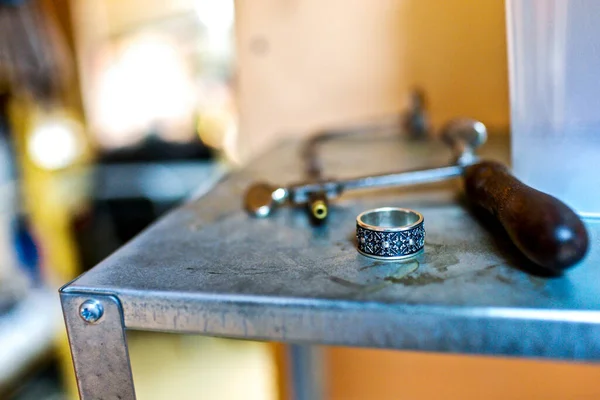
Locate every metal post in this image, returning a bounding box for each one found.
[60,291,136,400]
[289,344,325,400]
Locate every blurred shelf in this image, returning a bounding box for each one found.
[0,288,62,389]
[95,161,227,203]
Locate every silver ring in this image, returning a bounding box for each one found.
[356,207,425,260]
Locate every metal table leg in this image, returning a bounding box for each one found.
[289,344,325,400]
[60,291,136,400]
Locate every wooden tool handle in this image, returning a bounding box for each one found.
[464,161,589,272]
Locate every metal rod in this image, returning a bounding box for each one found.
[289,165,463,204]
[289,344,325,400]
[341,165,463,191]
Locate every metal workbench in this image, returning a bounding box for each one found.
[61,135,600,400]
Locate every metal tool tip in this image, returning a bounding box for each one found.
[311,200,328,220]
[441,118,488,149]
[244,182,280,217]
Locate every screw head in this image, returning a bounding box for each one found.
[79,300,104,324]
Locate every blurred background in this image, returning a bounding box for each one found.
[0,0,599,399]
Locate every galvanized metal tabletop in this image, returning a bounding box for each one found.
[61,134,600,399]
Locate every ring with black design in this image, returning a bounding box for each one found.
[356,207,425,260]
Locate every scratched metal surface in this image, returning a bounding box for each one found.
[63,135,600,360]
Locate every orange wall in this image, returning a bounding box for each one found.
[327,347,600,400]
[236,0,509,159]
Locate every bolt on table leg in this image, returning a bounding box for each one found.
[60,291,136,400]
